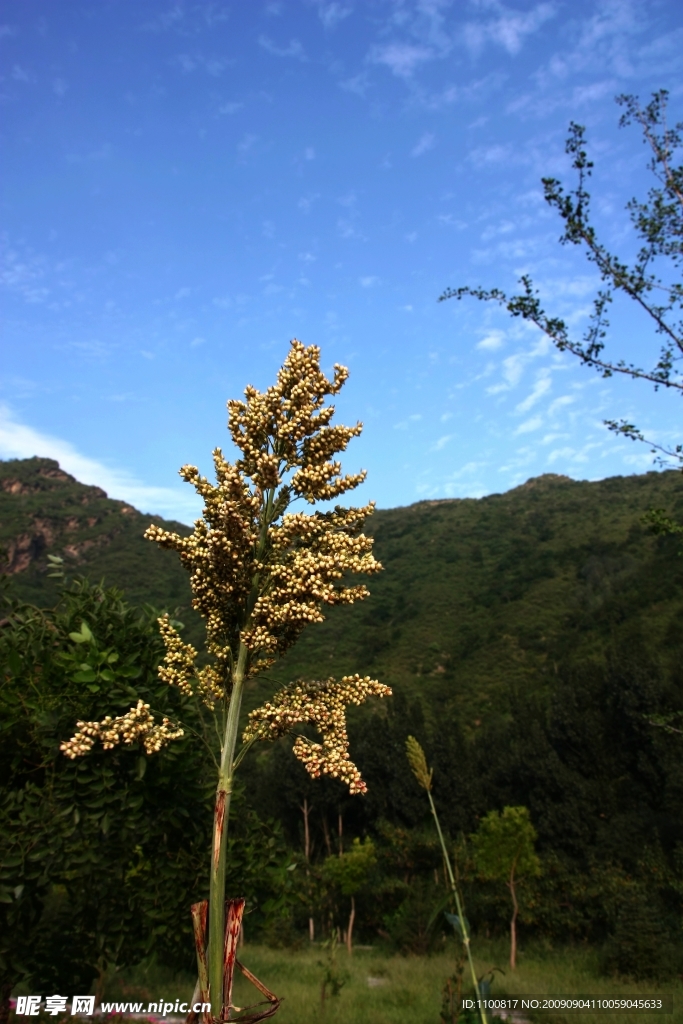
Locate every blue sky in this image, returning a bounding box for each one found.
[2,0,682,523]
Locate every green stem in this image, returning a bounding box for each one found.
[427,791,488,1024]
[206,485,278,1018]
[208,641,248,1019]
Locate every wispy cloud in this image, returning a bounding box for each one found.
[432,434,453,451]
[477,330,505,351]
[237,133,258,157]
[548,395,575,417]
[463,2,556,56]
[515,372,551,413]
[514,414,543,435]
[1,238,54,305]
[487,352,525,393]
[174,53,231,75]
[394,413,422,430]
[411,132,435,157]
[314,2,353,30]
[340,71,371,96]
[368,42,434,78]
[258,35,307,60]
[0,406,201,522]
[11,63,35,83]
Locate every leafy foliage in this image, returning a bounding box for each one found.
[3,456,683,978]
[472,808,541,885]
[0,579,291,1000]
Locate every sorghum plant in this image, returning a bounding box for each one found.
[62,340,390,1020]
[406,737,487,1024]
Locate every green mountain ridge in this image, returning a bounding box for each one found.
[2,456,683,727]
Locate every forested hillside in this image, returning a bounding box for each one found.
[2,455,683,979]
[5,455,682,723]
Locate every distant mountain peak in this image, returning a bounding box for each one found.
[514,473,574,491]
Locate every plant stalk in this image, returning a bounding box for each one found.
[427,790,488,1024]
[206,487,276,1018]
[208,640,248,1019]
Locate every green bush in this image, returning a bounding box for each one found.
[600,888,680,980]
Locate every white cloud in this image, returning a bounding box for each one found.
[394,413,422,430]
[411,132,435,157]
[368,42,433,78]
[547,440,603,466]
[0,405,201,523]
[237,133,257,156]
[477,330,505,351]
[514,415,543,435]
[174,53,230,76]
[1,241,50,304]
[432,434,453,451]
[359,275,379,287]
[548,394,575,416]
[258,35,307,60]
[502,353,525,387]
[515,373,551,413]
[337,218,365,240]
[314,2,353,29]
[463,2,556,56]
[12,64,34,83]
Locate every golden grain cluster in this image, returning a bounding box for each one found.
[62,341,389,793]
[61,700,184,758]
[244,675,392,794]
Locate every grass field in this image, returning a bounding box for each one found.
[107,939,681,1024]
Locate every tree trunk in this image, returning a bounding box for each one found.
[508,870,518,971]
[302,798,311,862]
[346,896,355,955]
[322,815,332,856]
[301,798,316,942]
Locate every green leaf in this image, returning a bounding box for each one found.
[73,670,97,683]
[100,669,115,682]
[87,684,101,693]
[445,912,470,939]
[7,650,22,676]
[69,622,94,644]
[121,665,142,679]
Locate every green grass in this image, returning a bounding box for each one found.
[106,940,682,1024]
